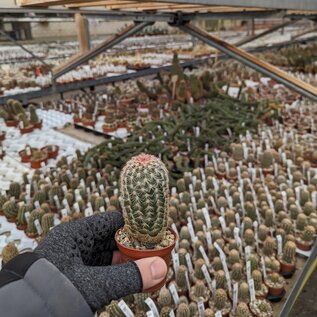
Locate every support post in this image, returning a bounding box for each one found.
[177,22,317,102]
[52,21,152,80]
[235,20,295,47]
[75,13,90,52]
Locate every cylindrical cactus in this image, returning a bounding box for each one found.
[228,249,240,266]
[231,263,242,281]
[302,225,316,242]
[134,293,150,312]
[32,190,47,205]
[212,256,223,271]
[239,282,250,303]
[2,242,19,265]
[215,270,226,289]
[3,201,18,220]
[176,265,188,289]
[189,302,198,317]
[232,143,244,161]
[157,287,172,308]
[9,182,21,199]
[281,241,296,264]
[41,213,55,235]
[193,279,207,299]
[244,228,255,246]
[106,301,126,317]
[263,237,276,257]
[16,203,33,229]
[252,270,263,291]
[261,150,273,170]
[120,154,169,244]
[27,208,45,236]
[296,214,308,231]
[258,224,268,242]
[236,302,250,317]
[194,258,205,280]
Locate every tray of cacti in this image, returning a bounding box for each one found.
[30,149,48,169]
[41,145,59,160]
[115,154,177,292]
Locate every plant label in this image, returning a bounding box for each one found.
[276,235,283,256]
[312,191,317,209]
[62,185,68,194]
[185,271,191,291]
[145,298,159,317]
[187,217,196,243]
[63,199,71,214]
[199,246,210,267]
[25,211,31,223]
[53,195,61,209]
[215,311,222,317]
[185,253,194,273]
[99,206,105,213]
[202,207,211,229]
[245,246,251,261]
[197,301,205,316]
[34,200,40,209]
[34,219,43,235]
[73,202,80,213]
[84,207,93,217]
[233,282,238,311]
[201,264,212,289]
[261,256,267,279]
[61,208,68,217]
[219,216,226,233]
[235,213,241,229]
[249,278,256,302]
[169,311,175,317]
[168,283,179,305]
[225,270,232,292]
[246,261,251,282]
[172,252,180,273]
[205,231,212,249]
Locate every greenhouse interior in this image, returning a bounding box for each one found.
[0,1,316,317]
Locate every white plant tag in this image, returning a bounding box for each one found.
[276,235,283,256]
[61,208,68,217]
[202,207,211,229]
[34,219,43,235]
[205,231,212,249]
[246,261,251,282]
[201,264,212,289]
[34,200,40,209]
[96,173,101,181]
[219,216,226,233]
[233,282,238,311]
[199,245,211,267]
[25,211,31,222]
[53,195,61,209]
[187,217,197,243]
[63,198,71,214]
[84,207,93,217]
[99,206,105,213]
[235,213,241,229]
[62,185,68,194]
[261,256,267,279]
[168,283,179,305]
[312,191,317,209]
[99,184,105,193]
[225,270,232,292]
[185,253,194,273]
[185,271,191,291]
[249,278,256,302]
[145,298,159,317]
[172,252,180,273]
[197,301,205,316]
[215,311,222,317]
[169,311,175,317]
[146,311,154,317]
[245,246,251,261]
[73,202,80,213]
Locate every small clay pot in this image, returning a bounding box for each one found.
[82,120,95,127]
[30,153,48,169]
[267,285,284,297]
[41,145,59,160]
[0,152,4,160]
[103,127,117,133]
[20,125,34,135]
[115,227,177,293]
[6,217,16,223]
[26,231,38,239]
[34,121,43,129]
[19,150,32,163]
[73,117,82,124]
[0,132,5,141]
[279,261,296,274]
[5,120,18,127]
[16,223,27,231]
[296,239,313,251]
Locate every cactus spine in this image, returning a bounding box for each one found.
[120,154,169,244]
[3,201,18,220]
[2,242,19,265]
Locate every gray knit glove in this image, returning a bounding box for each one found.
[35,212,143,311]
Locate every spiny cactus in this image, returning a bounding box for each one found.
[106,301,126,317]
[27,208,45,236]
[41,213,55,235]
[214,288,227,310]
[16,203,33,228]
[252,270,263,291]
[281,241,296,264]
[232,143,244,161]
[0,194,7,211]
[9,182,21,199]
[215,270,226,289]
[2,242,19,265]
[239,282,250,303]
[158,287,172,308]
[301,225,316,243]
[176,303,190,317]
[236,302,250,317]
[194,258,205,279]
[296,213,308,231]
[212,256,223,271]
[176,265,188,289]
[32,190,47,205]
[193,279,208,299]
[49,184,63,206]
[180,226,191,241]
[134,293,150,312]
[189,302,198,317]
[231,263,242,281]
[3,201,18,220]
[29,105,40,124]
[264,209,274,227]
[258,224,268,242]
[263,237,276,257]
[261,150,273,170]
[228,249,240,266]
[300,189,310,207]
[177,178,186,193]
[120,154,169,244]
[245,201,257,221]
[244,228,255,246]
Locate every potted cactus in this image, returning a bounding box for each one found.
[296,225,316,251]
[264,272,285,296]
[115,154,177,292]
[189,279,210,306]
[249,299,273,317]
[1,242,19,265]
[19,145,36,163]
[279,241,297,274]
[230,302,252,317]
[18,113,34,134]
[41,144,60,159]
[260,150,273,176]
[29,104,42,129]
[209,288,231,317]
[30,149,48,169]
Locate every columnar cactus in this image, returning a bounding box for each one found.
[49,184,63,206]
[29,105,40,124]
[193,280,208,298]
[27,208,45,236]
[261,150,273,170]
[16,203,33,229]
[258,224,268,242]
[215,270,226,289]
[194,258,205,280]
[301,225,316,243]
[134,293,150,312]
[41,213,55,235]
[263,237,276,257]
[232,143,244,161]
[189,302,198,317]
[3,201,18,220]
[2,242,19,265]
[231,263,242,281]
[252,270,263,291]
[9,182,21,199]
[176,265,188,290]
[239,282,250,303]
[32,190,47,205]
[296,214,308,231]
[106,301,126,317]
[281,241,296,264]
[157,287,172,308]
[244,229,255,246]
[0,194,7,211]
[120,154,169,244]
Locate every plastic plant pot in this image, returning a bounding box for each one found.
[20,125,34,135]
[30,153,48,169]
[0,132,5,141]
[34,121,43,129]
[115,227,177,293]
[41,145,59,159]
[5,120,18,127]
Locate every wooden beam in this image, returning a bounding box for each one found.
[75,13,90,53]
[65,1,138,8]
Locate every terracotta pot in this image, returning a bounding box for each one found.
[0,132,5,141]
[19,150,31,163]
[103,127,117,133]
[5,120,18,127]
[7,217,16,223]
[115,227,177,292]
[73,117,82,124]
[267,285,284,297]
[41,145,59,160]
[26,232,38,239]
[20,125,34,135]
[0,152,4,160]
[82,120,95,127]
[30,154,48,169]
[296,240,313,251]
[34,121,43,129]
[280,261,295,274]
[16,223,27,231]
[84,113,93,120]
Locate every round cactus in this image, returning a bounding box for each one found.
[281,241,296,264]
[212,256,223,271]
[120,154,169,244]
[160,306,172,317]
[236,302,250,317]
[176,303,190,317]
[258,224,268,242]
[2,242,19,265]
[214,288,227,310]
[193,279,207,299]
[263,237,276,257]
[296,214,308,231]
[228,249,240,266]
[194,258,205,279]
[244,228,255,246]
[239,282,250,303]
[231,263,242,281]
[302,225,316,243]
[32,190,47,205]
[261,150,273,170]
[252,270,263,291]
[189,302,198,317]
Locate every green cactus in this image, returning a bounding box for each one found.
[176,265,188,290]
[194,258,205,280]
[228,249,240,266]
[304,202,314,216]
[263,237,276,257]
[2,242,19,265]
[302,225,316,243]
[236,302,250,317]
[49,184,63,207]
[249,254,259,272]
[157,287,172,308]
[18,113,31,128]
[27,208,45,236]
[177,178,186,193]
[29,105,40,124]
[94,196,105,211]
[281,218,293,234]
[193,279,207,298]
[300,190,310,207]
[176,303,190,317]
[232,263,242,282]
[296,214,308,231]
[232,143,244,161]
[239,282,250,303]
[16,203,33,228]
[9,182,21,199]
[3,201,18,220]
[245,201,256,221]
[261,150,273,170]
[215,270,226,289]
[252,270,263,291]
[189,302,198,317]
[214,288,227,310]
[212,257,223,271]
[32,190,47,205]
[134,293,150,312]
[244,228,255,246]
[265,209,274,227]
[0,194,7,211]
[282,241,296,264]
[41,213,55,235]
[258,224,268,242]
[106,301,126,317]
[120,154,169,244]
[160,307,173,317]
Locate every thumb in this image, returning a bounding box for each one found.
[135,256,168,291]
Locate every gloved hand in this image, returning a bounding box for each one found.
[35,211,167,312]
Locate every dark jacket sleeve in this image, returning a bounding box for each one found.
[0,252,94,317]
